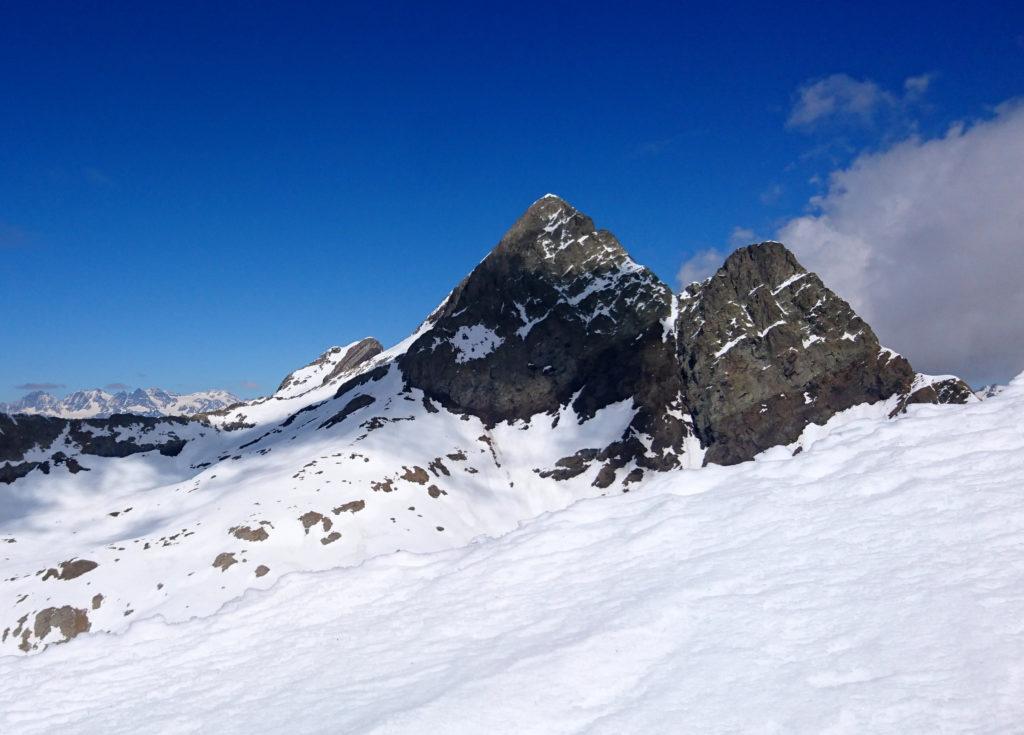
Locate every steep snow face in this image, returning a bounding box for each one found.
[0,388,240,419]
[2,375,1022,733]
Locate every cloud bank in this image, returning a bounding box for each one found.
[15,382,65,391]
[777,100,1024,384]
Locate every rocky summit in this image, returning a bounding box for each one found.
[399,194,688,483]
[676,242,916,465]
[0,195,975,654]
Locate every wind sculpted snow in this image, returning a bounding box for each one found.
[2,373,1023,733]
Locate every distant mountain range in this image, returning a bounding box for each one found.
[0,387,240,418]
[974,384,1006,399]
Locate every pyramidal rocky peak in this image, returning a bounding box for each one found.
[0,195,973,653]
[400,194,684,483]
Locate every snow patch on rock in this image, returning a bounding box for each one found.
[451,325,503,363]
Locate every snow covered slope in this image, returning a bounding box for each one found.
[0,358,666,653]
[0,387,240,419]
[2,372,1022,733]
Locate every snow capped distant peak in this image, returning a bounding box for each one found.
[0,387,240,419]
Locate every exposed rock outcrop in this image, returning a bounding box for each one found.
[676,242,917,465]
[0,413,196,483]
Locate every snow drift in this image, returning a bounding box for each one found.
[1,371,1022,733]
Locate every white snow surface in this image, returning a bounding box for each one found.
[0,351,645,656]
[3,372,1024,732]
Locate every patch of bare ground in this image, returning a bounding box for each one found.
[212,552,237,571]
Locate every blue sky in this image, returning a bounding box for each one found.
[2,1,1023,401]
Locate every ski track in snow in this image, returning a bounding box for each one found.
[2,376,1024,733]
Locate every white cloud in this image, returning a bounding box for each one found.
[677,248,725,288]
[728,226,758,247]
[787,73,931,131]
[903,74,932,98]
[676,229,763,288]
[777,100,1024,384]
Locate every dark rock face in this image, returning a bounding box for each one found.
[676,243,917,465]
[399,195,689,474]
[319,393,376,430]
[0,413,195,483]
[0,461,48,484]
[916,377,974,405]
[0,415,64,463]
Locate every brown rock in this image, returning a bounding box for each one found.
[33,605,91,645]
[229,525,270,542]
[400,466,429,484]
[212,552,237,571]
[42,559,98,582]
[333,500,365,514]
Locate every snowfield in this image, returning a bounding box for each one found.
[1,375,1022,733]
